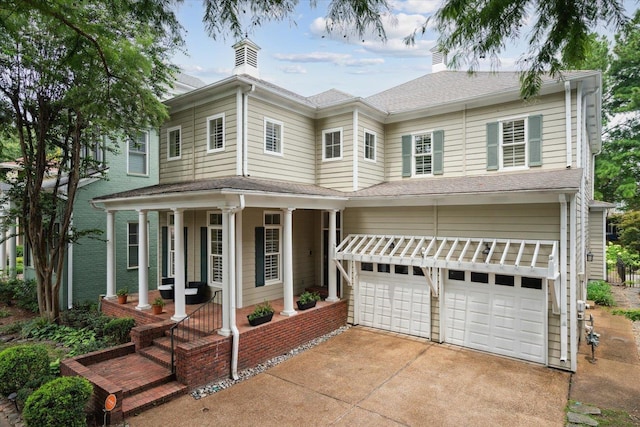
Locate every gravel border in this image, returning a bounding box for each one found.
[190,325,350,400]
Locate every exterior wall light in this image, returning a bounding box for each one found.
[586,250,594,262]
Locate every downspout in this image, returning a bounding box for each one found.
[236,89,243,176]
[559,194,568,363]
[565,82,572,168]
[229,194,245,380]
[353,109,359,191]
[570,194,577,371]
[242,85,255,176]
[67,213,73,309]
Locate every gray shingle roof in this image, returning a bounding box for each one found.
[306,89,356,107]
[348,168,583,199]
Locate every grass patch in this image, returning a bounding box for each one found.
[612,308,640,322]
[0,307,10,318]
[595,408,639,426]
[587,281,616,307]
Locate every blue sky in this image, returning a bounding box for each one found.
[172,0,638,98]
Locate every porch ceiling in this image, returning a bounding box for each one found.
[335,234,559,280]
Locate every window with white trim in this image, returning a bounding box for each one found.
[207,114,225,152]
[128,132,148,175]
[168,213,176,277]
[501,118,526,168]
[364,130,376,161]
[167,126,181,160]
[414,133,432,175]
[322,128,342,160]
[264,118,283,155]
[208,212,223,285]
[127,222,149,269]
[264,212,281,283]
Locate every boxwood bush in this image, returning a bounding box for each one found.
[23,376,93,427]
[0,344,50,396]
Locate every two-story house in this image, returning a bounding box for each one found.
[94,39,604,373]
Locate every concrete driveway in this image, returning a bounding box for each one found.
[127,327,570,427]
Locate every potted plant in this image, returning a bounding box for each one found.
[116,288,128,304]
[297,291,321,310]
[152,297,165,315]
[247,300,275,326]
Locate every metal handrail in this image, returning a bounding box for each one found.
[170,290,222,373]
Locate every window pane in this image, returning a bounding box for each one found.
[324,131,341,159]
[209,117,224,150]
[169,129,180,157]
[414,134,432,175]
[365,132,375,160]
[502,119,525,167]
[265,121,281,153]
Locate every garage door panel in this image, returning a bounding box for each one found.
[359,277,430,339]
[445,279,545,364]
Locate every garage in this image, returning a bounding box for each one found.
[443,271,546,364]
[358,268,431,339]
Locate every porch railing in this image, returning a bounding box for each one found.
[607,259,640,287]
[170,290,222,373]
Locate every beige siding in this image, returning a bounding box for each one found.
[246,98,316,184]
[316,114,354,191]
[343,206,436,236]
[160,96,238,184]
[357,114,385,189]
[588,211,606,281]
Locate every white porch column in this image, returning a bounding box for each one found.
[218,209,232,336]
[7,222,16,279]
[105,210,116,299]
[326,209,339,302]
[136,210,150,310]
[281,208,297,316]
[171,209,187,321]
[0,228,6,277]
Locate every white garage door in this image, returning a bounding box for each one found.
[359,272,431,339]
[444,274,546,363]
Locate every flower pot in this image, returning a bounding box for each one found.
[117,295,128,304]
[297,300,317,310]
[248,312,274,326]
[152,304,163,315]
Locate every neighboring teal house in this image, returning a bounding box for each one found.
[22,73,205,308]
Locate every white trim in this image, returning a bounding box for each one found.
[166,125,182,161]
[263,211,282,285]
[498,115,529,171]
[207,210,224,287]
[565,81,572,168]
[353,110,359,191]
[206,113,225,153]
[236,88,243,175]
[322,127,343,161]
[263,117,284,156]
[363,128,377,163]
[410,130,435,177]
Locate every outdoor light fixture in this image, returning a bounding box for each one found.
[586,250,594,262]
[482,243,491,255]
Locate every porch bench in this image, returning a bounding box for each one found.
[186,281,206,305]
[159,277,175,300]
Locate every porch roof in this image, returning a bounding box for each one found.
[335,234,559,280]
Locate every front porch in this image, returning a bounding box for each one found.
[63,292,347,424]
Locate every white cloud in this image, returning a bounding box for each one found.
[273,52,383,67]
[280,65,307,74]
[391,0,441,14]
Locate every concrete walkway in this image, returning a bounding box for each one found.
[127,328,569,427]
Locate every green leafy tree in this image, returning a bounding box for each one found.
[617,211,640,255]
[595,10,640,209]
[406,0,628,98]
[0,0,181,321]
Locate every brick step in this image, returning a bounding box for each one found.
[164,326,207,341]
[152,336,173,352]
[138,344,172,369]
[117,356,176,397]
[122,381,188,418]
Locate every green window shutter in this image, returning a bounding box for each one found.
[200,227,208,284]
[161,227,168,277]
[486,122,499,170]
[528,115,543,166]
[401,135,412,177]
[433,130,444,175]
[255,227,265,287]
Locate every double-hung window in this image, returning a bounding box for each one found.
[364,130,376,161]
[208,212,223,285]
[128,131,148,175]
[264,212,281,283]
[207,114,224,152]
[264,118,283,155]
[401,131,444,177]
[127,222,149,269]
[167,126,181,160]
[167,213,176,277]
[487,115,542,170]
[322,128,342,160]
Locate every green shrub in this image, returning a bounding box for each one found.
[16,245,23,258]
[23,376,93,427]
[16,375,57,410]
[0,308,10,318]
[0,321,24,335]
[0,278,38,312]
[103,317,135,345]
[612,308,640,322]
[0,344,50,396]
[61,302,111,336]
[587,280,616,307]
